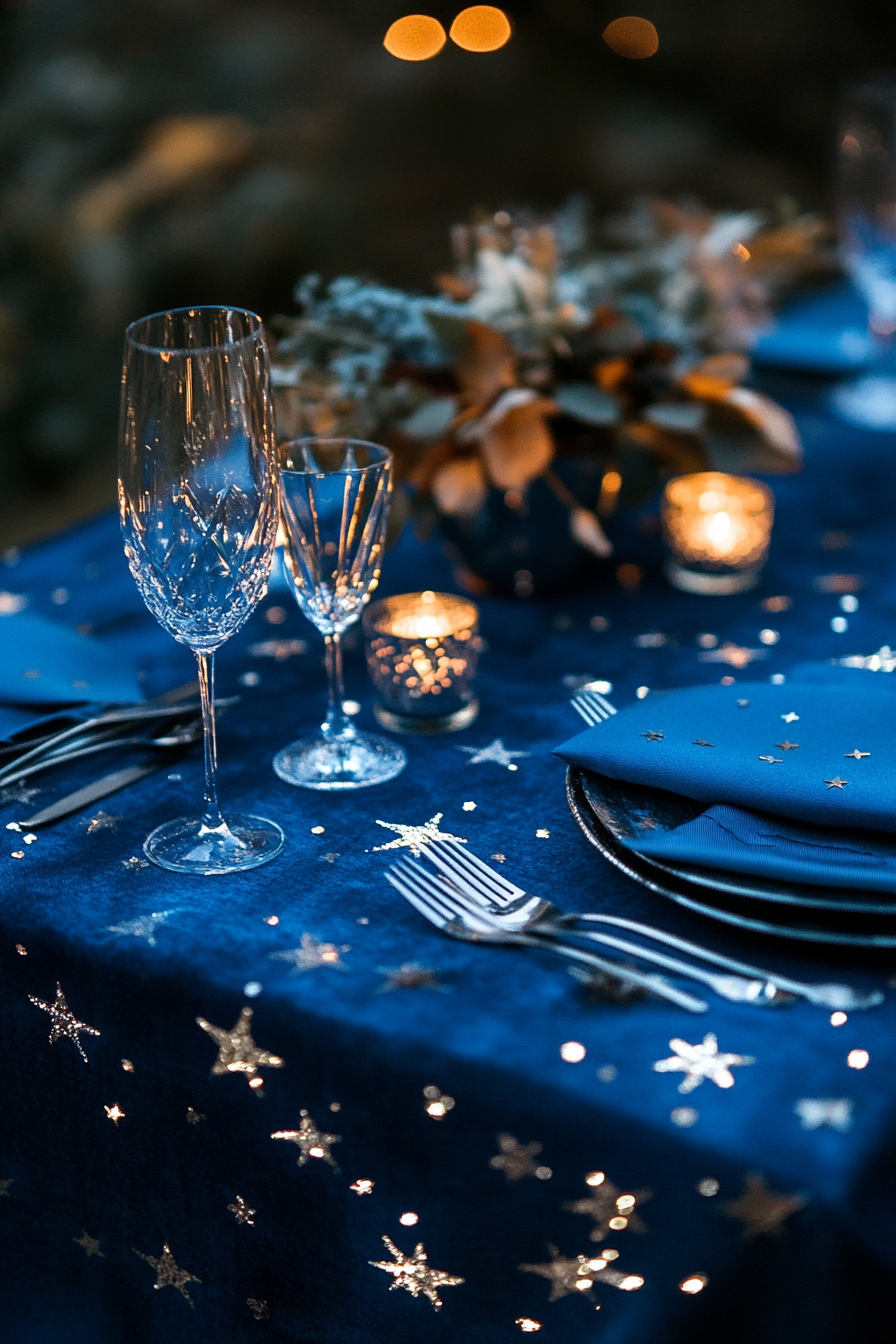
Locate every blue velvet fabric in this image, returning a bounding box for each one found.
[3,369,896,1343]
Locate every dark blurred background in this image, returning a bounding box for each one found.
[0,0,892,546]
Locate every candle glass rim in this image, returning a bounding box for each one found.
[363,591,479,638]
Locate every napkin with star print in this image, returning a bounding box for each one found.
[555,679,896,890]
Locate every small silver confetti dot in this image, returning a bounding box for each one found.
[342,700,361,715]
[167,773,182,782]
[759,629,779,645]
[597,1064,618,1082]
[771,674,786,685]
[671,1107,699,1127]
[462,801,476,811]
[243,982,263,998]
[636,686,649,699]
[839,594,859,612]
[238,671,261,687]
[697,1177,719,1196]
[831,616,848,633]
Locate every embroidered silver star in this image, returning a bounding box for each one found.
[269,933,347,972]
[108,910,178,947]
[28,983,101,1063]
[457,738,530,769]
[0,783,40,806]
[794,1098,853,1132]
[653,1033,755,1093]
[371,813,466,856]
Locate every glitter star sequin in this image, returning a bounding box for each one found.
[228,1196,256,1225]
[0,1178,14,1196]
[845,750,871,759]
[196,1007,283,1085]
[104,1103,125,1125]
[122,856,150,872]
[653,1033,755,1093]
[269,933,348,972]
[186,1107,205,1124]
[781,712,799,723]
[85,811,121,833]
[108,909,178,946]
[516,1321,542,1333]
[519,1244,643,1301]
[271,1110,341,1168]
[795,1097,853,1131]
[722,1175,807,1238]
[371,813,466,856]
[28,983,100,1063]
[377,962,446,993]
[489,1134,552,1182]
[423,1085,455,1118]
[73,1230,104,1257]
[247,1298,269,1319]
[697,642,767,668]
[134,1243,201,1305]
[825,776,849,789]
[758,755,783,763]
[457,739,530,770]
[351,1178,375,1195]
[641,731,664,741]
[776,741,799,751]
[370,1236,465,1311]
[563,1172,651,1241]
[0,783,39,806]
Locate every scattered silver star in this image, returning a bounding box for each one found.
[641,730,664,741]
[457,739,530,770]
[794,1098,853,1132]
[272,1110,341,1168]
[377,962,447,993]
[186,1107,205,1125]
[825,776,849,790]
[722,1176,807,1238]
[563,1172,651,1241]
[73,1230,104,1258]
[133,1243,201,1305]
[196,1007,284,1085]
[269,933,348,972]
[371,814,467,856]
[759,755,783,764]
[845,750,870,760]
[228,1196,257,1225]
[698,642,767,668]
[247,1298,269,1320]
[85,811,121,833]
[28,983,100,1063]
[776,741,799,751]
[0,783,39,806]
[122,856,150,872]
[108,910,178,946]
[104,1103,126,1125]
[0,1178,13,1196]
[653,1033,755,1093]
[489,1134,551,1182]
[519,1244,642,1301]
[692,739,714,747]
[369,1236,465,1310]
[781,712,799,723]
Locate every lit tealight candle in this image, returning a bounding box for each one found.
[662,472,774,594]
[363,591,481,734]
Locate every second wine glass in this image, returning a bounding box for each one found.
[273,437,407,790]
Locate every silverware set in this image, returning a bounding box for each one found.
[386,839,882,1012]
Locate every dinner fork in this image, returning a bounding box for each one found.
[386,857,709,1013]
[421,840,883,1012]
[571,689,617,727]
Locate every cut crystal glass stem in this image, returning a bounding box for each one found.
[322,634,354,742]
[196,651,226,832]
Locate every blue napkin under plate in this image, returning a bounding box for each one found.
[0,612,141,707]
[555,679,896,891]
[752,285,873,374]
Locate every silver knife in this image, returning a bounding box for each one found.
[17,755,187,828]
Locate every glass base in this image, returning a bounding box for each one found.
[372,698,479,736]
[830,375,896,430]
[273,729,407,791]
[144,814,285,875]
[665,560,760,595]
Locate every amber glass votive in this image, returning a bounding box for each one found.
[662,472,774,595]
[363,591,481,734]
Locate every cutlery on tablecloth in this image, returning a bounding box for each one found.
[386,856,709,1013]
[15,751,195,828]
[421,839,882,1012]
[570,689,618,726]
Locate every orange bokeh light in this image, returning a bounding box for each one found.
[603,16,659,59]
[384,14,447,61]
[450,6,512,52]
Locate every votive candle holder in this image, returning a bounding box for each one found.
[662,471,774,594]
[363,590,481,734]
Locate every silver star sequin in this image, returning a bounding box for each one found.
[845,750,870,760]
[698,643,767,668]
[108,910,178,946]
[377,962,446,993]
[825,776,849,790]
[370,1236,464,1310]
[519,1244,643,1301]
[457,739,530,770]
[269,933,348,972]
[489,1134,550,1182]
[781,711,799,723]
[228,1196,257,1225]
[653,1033,754,1093]
[196,1007,284,1085]
[371,814,466,856]
[28,983,100,1063]
[133,1243,201,1305]
[794,1098,853,1132]
[271,1110,340,1168]
[73,1230,104,1257]
[722,1176,807,1238]
[85,811,121,833]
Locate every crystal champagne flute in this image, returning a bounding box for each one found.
[273,437,407,789]
[119,306,285,873]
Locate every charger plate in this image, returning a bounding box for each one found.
[566,766,896,947]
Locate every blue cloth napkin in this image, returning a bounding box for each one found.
[752,285,873,373]
[0,612,141,706]
[555,679,896,891]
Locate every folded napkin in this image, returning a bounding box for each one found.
[0,612,141,706]
[555,679,896,891]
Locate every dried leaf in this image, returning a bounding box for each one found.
[431,456,488,518]
[434,273,477,302]
[480,397,557,491]
[570,507,614,558]
[554,383,621,427]
[723,388,802,462]
[455,321,518,406]
[595,358,631,392]
[679,352,749,399]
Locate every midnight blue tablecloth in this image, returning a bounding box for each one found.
[2,373,896,1344]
